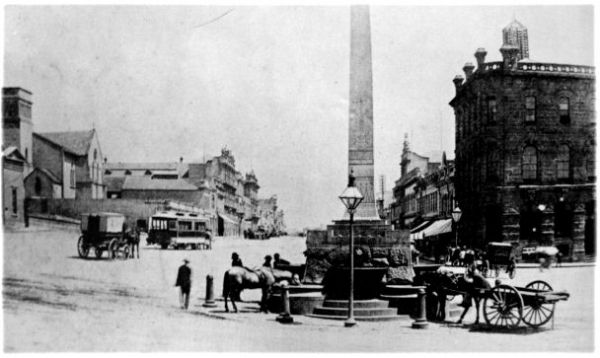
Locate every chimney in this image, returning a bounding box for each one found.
[474,48,487,69]
[463,62,475,80]
[500,44,519,70]
[453,75,464,93]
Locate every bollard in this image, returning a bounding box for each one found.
[202,275,217,308]
[276,282,294,324]
[411,288,428,329]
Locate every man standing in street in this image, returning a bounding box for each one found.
[175,259,192,309]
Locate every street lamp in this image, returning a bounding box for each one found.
[339,172,364,328]
[452,206,462,247]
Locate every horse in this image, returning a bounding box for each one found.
[415,267,491,324]
[222,266,276,313]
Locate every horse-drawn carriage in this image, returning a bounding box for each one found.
[77,212,133,259]
[484,242,517,279]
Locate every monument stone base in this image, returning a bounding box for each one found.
[303,220,414,296]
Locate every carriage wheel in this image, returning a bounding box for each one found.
[483,284,524,328]
[522,280,555,328]
[77,236,89,258]
[95,248,104,259]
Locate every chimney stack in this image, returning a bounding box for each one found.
[500,44,519,70]
[474,48,487,69]
[463,62,475,80]
[453,75,464,93]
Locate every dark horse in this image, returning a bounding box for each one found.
[222,266,276,313]
[415,267,491,324]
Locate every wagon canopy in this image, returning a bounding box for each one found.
[535,246,559,256]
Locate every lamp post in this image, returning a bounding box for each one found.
[339,172,364,328]
[452,206,462,247]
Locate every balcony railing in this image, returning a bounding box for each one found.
[481,61,594,75]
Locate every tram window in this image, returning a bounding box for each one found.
[169,221,177,230]
[195,222,206,231]
[178,221,192,231]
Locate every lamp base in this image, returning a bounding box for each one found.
[344,317,357,327]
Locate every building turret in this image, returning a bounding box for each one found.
[502,18,529,60]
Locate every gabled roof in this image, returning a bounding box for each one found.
[2,146,26,162]
[25,167,60,183]
[122,176,199,191]
[35,130,95,156]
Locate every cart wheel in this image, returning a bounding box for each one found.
[483,284,524,328]
[77,236,89,258]
[522,280,555,327]
[95,248,104,259]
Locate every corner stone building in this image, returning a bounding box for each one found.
[450,20,595,260]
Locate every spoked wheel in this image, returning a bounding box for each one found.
[95,248,104,259]
[483,284,524,328]
[522,280,555,328]
[77,236,90,258]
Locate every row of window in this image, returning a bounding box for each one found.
[456,96,573,141]
[459,145,595,183]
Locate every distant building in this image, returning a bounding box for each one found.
[449,19,595,259]
[2,147,26,225]
[390,137,456,260]
[103,148,280,237]
[30,129,105,199]
[2,88,32,175]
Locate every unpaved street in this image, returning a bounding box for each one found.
[3,224,595,352]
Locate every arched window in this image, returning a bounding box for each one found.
[559,97,570,124]
[522,146,537,180]
[556,145,570,180]
[25,148,29,162]
[93,149,98,160]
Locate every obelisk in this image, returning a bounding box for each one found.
[347,5,380,221]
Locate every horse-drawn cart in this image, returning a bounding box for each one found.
[481,280,569,328]
[78,212,131,259]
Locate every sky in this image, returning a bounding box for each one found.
[3,5,594,231]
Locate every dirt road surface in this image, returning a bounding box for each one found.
[2,224,595,352]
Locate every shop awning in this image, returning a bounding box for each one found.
[409,221,431,242]
[420,219,453,238]
[218,213,238,224]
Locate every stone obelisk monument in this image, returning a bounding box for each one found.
[303,6,412,295]
[347,5,380,221]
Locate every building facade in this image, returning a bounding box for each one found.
[31,130,105,199]
[2,147,26,226]
[450,20,595,260]
[390,137,456,260]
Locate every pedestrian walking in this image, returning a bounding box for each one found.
[175,259,192,309]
